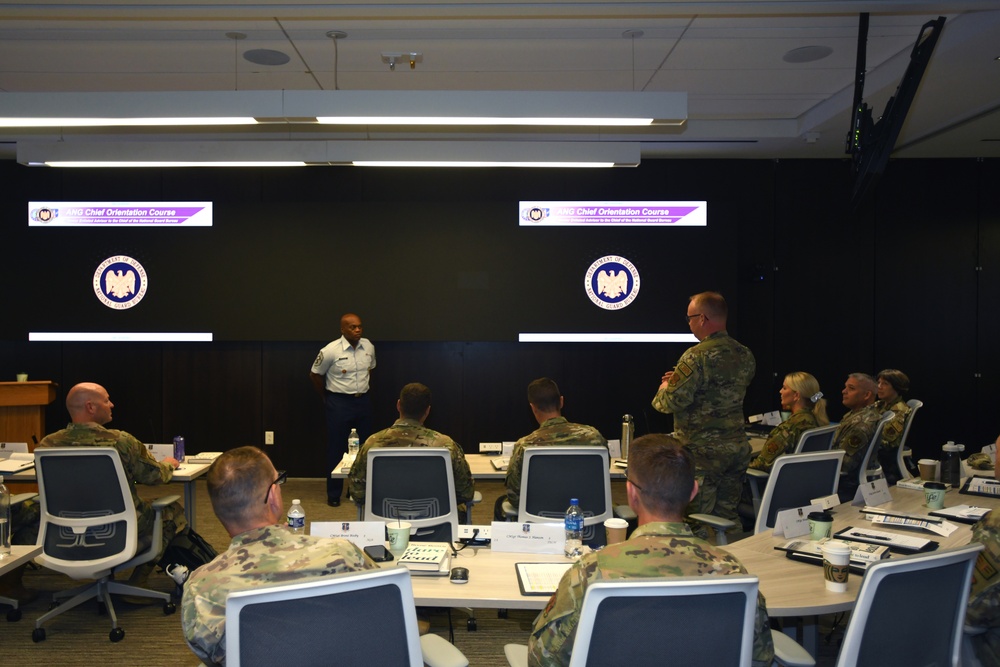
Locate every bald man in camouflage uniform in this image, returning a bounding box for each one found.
[833,373,883,501]
[528,434,773,667]
[36,382,186,587]
[348,382,474,507]
[183,446,376,666]
[967,510,1000,666]
[497,378,608,519]
[652,292,755,525]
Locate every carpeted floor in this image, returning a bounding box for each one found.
[3,477,843,665]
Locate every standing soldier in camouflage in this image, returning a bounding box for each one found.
[495,377,608,519]
[527,434,773,667]
[36,382,186,590]
[182,446,376,666]
[651,292,755,527]
[348,382,474,508]
[833,373,883,501]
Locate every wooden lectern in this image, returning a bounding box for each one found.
[0,381,57,492]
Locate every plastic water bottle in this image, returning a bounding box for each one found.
[564,498,583,559]
[348,428,360,457]
[173,435,185,463]
[0,475,10,558]
[287,499,306,534]
[942,442,961,488]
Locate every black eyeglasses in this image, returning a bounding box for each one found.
[263,470,287,504]
[685,313,705,322]
[624,471,643,493]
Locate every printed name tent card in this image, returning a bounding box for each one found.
[491,521,564,554]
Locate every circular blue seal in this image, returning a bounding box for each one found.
[93,255,148,310]
[584,255,640,310]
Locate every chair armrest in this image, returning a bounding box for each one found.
[772,631,816,667]
[462,491,483,524]
[689,513,736,545]
[151,494,181,511]
[503,643,529,667]
[11,492,38,506]
[420,633,469,667]
[502,500,517,520]
[746,469,769,481]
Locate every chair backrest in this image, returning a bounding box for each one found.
[363,447,459,543]
[835,543,982,667]
[0,441,29,454]
[895,399,923,480]
[226,567,424,667]
[794,424,839,453]
[568,575,760,667]
[34,447,139,577]
[755,449,845,534]
[855,411,895,486]
[518,446,612,547]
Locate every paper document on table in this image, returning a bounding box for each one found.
[929,505,992,524]
[515,562,574,596]
[869,514,958,538]
[836,526,937,552]
[0,452,34,473]
[491,456,509,471]
[965,477,1000,497]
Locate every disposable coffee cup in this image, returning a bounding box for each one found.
[821,540,851,593]
[808,511,834,540]
[387,521,411,553]
[924,481,946,510]
[15,373,27,382]
[604,518,629,545]
[918,459,939,482]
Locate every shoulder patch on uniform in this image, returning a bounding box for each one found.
[313,352,324,368]
[676,361,694,378]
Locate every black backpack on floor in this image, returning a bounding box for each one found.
[158,528,218,573]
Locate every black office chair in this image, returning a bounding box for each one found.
[224,567,468,667]
[32,447,177,643]
[363,447,460,543]
[502,446,613,548]
[777,544,983,667]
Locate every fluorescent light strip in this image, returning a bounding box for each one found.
[318,116,654,127]
[352,161,614,168]
[29,332,213,342]
[0,117,257,127]
[519,333,699,343]
[42,161,306,168]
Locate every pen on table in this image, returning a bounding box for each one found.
[851,532,891,541]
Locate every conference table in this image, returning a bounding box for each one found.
[388,480,998,657]
[6,459,212,531]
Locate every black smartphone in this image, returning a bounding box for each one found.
[364,545,394,562]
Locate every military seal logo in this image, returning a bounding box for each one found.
[585,255,639,310]
[93,255,148,310]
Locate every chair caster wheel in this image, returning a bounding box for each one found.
[7,608,21,622]
[32,627,46,642]
[467,618,477,631]
[110,627,125,642]
[163,602,176,615]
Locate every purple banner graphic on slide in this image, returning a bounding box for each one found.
[28,201,213,226]
[519,201,706,226]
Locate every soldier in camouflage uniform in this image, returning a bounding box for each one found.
[748,371,828,472]
[527,434,773,667]
[967,509,1000,666]
[348,382,474,506]
[833,373,883,501]
[182,446,376,666]
[874,369,912,483]
[36,383,187,573]
[496,378,607,519]
[652,292,755,524]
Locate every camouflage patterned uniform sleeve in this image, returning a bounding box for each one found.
[505,438,529,507]
[876,397,911,450]
[527,555,597,667]
[114,429,174,485]
[347,435,375,504]
[445,437,476,505]
[652,346,701,416]
[748,411,818,472]
[967,513,1000,665]
[181,526,377,666]
[833,406,881,476]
